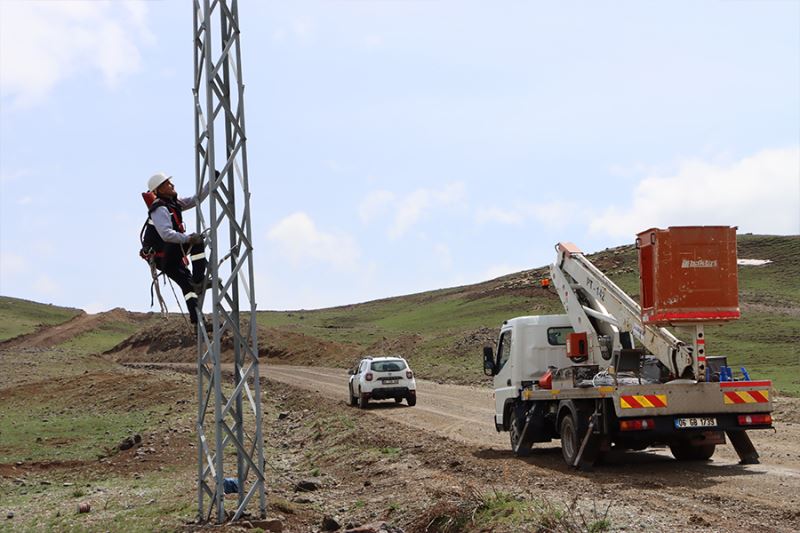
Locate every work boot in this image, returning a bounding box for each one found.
[192,274,216,295]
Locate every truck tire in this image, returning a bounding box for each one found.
[406,395,417,407]
[559,413,584,466]
[510,415,531,457]
[349,385,358,407]
[669,441,715,461]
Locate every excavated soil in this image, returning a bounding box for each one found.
[0,308,148,350]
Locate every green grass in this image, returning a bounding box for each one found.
[58,320,142,354]
[0,296,82,341]
[0,466,196,532]
[427,490,613,532]
[0,399,159,463]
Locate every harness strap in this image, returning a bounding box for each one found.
[169,207,186,233]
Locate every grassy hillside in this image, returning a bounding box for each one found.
[0,296,82,342]
[258,235,800,395]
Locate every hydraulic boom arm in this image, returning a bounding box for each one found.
[549,242,695,379]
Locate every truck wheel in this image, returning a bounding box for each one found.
[669,441,715,461]
[349,385,358,407]
[358,390,369,410]
[510,415,531,457]
[559,413,581,466]
[406,395,417,407]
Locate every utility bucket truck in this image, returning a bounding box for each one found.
[483,226,773,469]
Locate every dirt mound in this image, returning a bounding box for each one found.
[0,308,149,350]
[0,369,184,412]
[259,328,357,366]
[107,318,358,367]
[106,317,198,362]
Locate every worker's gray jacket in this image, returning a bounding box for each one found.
[150,183,210,244]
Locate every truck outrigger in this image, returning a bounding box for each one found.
[483,226,773,469]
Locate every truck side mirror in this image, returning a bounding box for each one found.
[347,369,356,375]
[483,346,496,376]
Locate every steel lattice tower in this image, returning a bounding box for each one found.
[192,0,265,523]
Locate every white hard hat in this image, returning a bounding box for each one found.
[147,172,172,192]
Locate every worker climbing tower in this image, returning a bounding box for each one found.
[192,0,265,523]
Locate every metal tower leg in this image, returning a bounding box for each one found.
[192,0,265,524]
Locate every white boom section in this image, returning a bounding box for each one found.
[549,242,695,379]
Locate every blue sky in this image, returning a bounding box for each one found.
[1,0,798,313]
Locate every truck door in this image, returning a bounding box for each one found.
[494,329,515,428]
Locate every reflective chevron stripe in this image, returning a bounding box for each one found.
[620,394,667,409]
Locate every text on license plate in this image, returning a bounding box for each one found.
[383,379,398,385]
[675,417,717,429]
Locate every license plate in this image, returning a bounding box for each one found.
[675,417,717,429]
[383,379,398,385]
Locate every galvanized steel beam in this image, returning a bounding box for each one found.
[192,0,265,524]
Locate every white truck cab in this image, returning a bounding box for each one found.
[489,315,573,431]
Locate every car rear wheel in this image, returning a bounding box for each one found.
[406,395,416,407]
[394,397,403,404]
[358,390,369,409]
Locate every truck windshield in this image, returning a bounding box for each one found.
[547,327,574,345]
[371,360,407,372]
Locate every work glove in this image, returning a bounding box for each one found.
[188,233,205,246]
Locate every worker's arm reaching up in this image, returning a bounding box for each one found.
[177,181,210,210]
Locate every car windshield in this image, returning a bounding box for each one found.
[370,360,407,372]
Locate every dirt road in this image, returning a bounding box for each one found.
[264,364,800,531]
[127,362,800,530]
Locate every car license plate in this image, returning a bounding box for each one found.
[675,417,717,429]
[383,379,398,385]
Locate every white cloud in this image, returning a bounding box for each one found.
[591,147,800,238]
[358,190,395,223]
[267,212,359,270]
[359,182,466,238]
[476,201,579,228]
[0,0,152,107]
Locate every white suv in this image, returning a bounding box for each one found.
[348,356,417,409]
